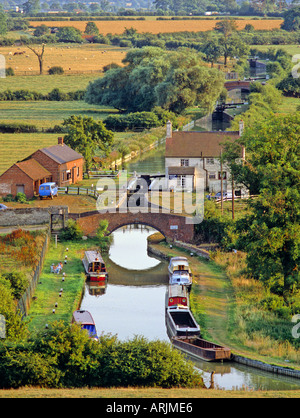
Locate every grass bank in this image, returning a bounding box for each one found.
[1,386,300,398]
[27,238,99,334]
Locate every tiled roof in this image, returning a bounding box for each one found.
[168,166,196,175]
[165,131,241,158]
[16,158,51,180]
[39,144,84,164]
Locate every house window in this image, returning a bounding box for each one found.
[180,159,189,167]
[218,171,227,180]
[16,185,25,194]
[209,172,216,179]
[77,167,80,177]
[206,158,214,164]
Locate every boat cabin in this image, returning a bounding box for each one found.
[166,285,189,308]
[82,250,108,281]
[168,257,192,290]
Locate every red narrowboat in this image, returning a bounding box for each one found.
[82,250,108,281]
[166,284,189,309]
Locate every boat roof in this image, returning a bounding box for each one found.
[84,250,105,264]
[170,257,189,266]
[168,284,188,298]
[73,310,95,325]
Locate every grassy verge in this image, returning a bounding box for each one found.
[27,238,98,335]
[1,387,300,398]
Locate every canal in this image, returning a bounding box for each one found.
[80,225,300,391]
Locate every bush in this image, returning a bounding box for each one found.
[15,192,27,203]
[48,66,64,75]
[60,219,83,241]
[3,194,14,202]
[1,272,29,299]
[47,88,68,101]
[5,67,14,77]
[0,322,204,388]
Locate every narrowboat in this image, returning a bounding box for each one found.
[82,250,108,281]
[168,257,192,290]
[171,336,232,362]
[165,284,189,309]
[166,305,200,337]
[72,310,98,339]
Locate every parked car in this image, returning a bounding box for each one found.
[39,182,58,199]
[0,204,8,210]
[206,192,232,200]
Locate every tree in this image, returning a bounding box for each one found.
[85,47,224,114]
[62,115,114,172]
[26,44,45,75]
[0,9,7,36]
[281,6,300,31]
[56,27,83,43]
[84,21,99,36]
[22,0,41,14]
[230,113,300,296]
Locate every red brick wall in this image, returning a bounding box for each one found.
[70,210,195,243]
[31,150,60,184]
[0,165,34,198]
[32,152,84,187]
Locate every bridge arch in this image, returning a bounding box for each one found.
[224,80,250,92]
[69,210,195,243]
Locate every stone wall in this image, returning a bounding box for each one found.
[0,206,68,228]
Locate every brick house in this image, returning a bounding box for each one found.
[0,137,84,198]
[0,158,52,198]
[30,137,84,187]
[165,121,246,194]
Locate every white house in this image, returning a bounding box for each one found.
[165,121,246,194]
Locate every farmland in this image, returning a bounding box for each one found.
[0,44,127,75]
[29,18,283,35]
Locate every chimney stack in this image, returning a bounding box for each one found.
[58,137,64,145]
[166,120,172,139]
[239,120,244,137]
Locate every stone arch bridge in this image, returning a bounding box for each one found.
[69,210,195,243]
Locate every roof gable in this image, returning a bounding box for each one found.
[165,131,241,158]
[16,158,51,180]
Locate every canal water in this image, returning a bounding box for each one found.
[80,225,300,391]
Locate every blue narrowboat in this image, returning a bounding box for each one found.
[72,310,98,339]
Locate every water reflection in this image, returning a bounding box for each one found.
[80,225,169,341]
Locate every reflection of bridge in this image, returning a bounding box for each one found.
[107,256,168,286]
[224,80,250,92]
[69,209,195,243]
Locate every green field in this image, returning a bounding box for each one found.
[0,101,118,130]
[0,132,59,175]
[253,44,300,57]
[0,74,101,94]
